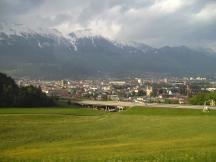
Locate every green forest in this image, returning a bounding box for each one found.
[0,72,55,107]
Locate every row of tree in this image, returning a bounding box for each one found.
[0,72,55,107]
[189,92,216,105]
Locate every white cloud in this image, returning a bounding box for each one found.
[151,0,184,14]
[1,0,216,49]
[54,23,82,36]
[88,20,122,39]
[194,3,216,22]
[54,20,122,40]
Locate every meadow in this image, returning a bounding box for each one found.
[0,107,216,162]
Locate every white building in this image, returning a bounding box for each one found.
[146,85,153,97]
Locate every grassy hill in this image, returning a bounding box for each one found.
[1,107,216,162]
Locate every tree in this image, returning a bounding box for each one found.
[67,99,71,105]
[17,85,55,107]
[137,90,146,96]
[0,72,55,107]
[0,73,19,107]
[189,92,216,105]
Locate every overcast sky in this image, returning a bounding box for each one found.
[0,0,216,49]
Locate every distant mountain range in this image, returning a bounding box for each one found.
[0,23,216,79]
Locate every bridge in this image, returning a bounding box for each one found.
[74,100,216,111]
[74,100,126,112]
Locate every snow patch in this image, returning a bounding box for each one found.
[38,42,42,48]
[0,23,63,40]
[65,34,78,51]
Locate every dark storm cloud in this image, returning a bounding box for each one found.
[0,0,216,49]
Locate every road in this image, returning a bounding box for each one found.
[76,100,216,110]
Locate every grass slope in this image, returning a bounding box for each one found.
[0,107,216,162]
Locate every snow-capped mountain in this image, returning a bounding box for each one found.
[0,23,216,79]
[0,23,154,53]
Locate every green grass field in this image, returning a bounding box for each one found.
[1,107,216,162]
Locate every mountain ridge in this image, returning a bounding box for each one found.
[0,24,216,79]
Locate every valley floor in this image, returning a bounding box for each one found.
[0,107,216,162]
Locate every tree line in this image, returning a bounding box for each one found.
[0,72,55,107]
[189,91,216,105]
